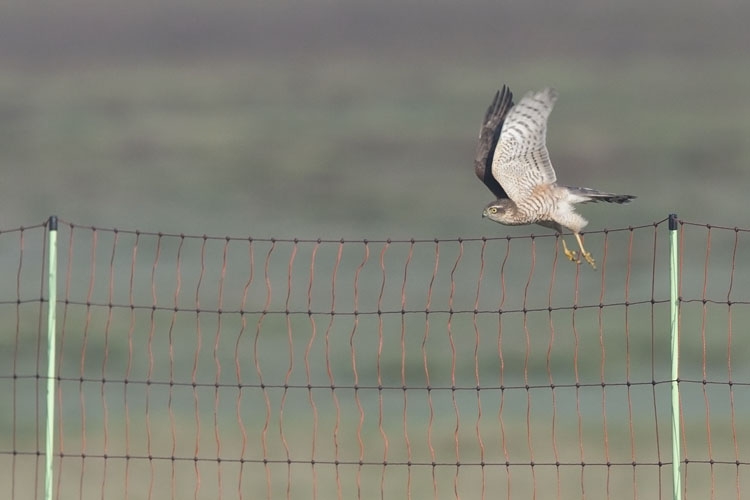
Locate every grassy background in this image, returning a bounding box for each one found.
[1,0,750,498]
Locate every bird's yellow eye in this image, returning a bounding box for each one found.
[489,207,498,214]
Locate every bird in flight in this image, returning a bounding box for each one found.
[474,85,635,269]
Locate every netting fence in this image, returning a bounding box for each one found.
[1,215,749,499]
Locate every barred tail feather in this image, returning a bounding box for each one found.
[565,186,636,204]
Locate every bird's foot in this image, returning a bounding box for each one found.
[561,239,579,263]
[572,233,597,270]
[564,247,579,263]
[581,250,597,270]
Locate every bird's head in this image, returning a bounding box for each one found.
[482,199,515,224]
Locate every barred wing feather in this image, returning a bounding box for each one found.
[492,88,559,203]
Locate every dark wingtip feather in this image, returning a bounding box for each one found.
[474,85,515,199]
[483,90,501,124]
[482,86,513,127]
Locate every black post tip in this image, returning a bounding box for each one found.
[48,215,58,231]
[668,213,678,231]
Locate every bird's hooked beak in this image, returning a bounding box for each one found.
[481,208,488,218]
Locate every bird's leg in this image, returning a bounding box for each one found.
[574,232,596,269]
[561,238,579,263]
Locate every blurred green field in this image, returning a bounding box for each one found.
[2,53,750,237]
[2,1,750,498]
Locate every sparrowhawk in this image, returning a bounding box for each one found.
[474,85,635,269]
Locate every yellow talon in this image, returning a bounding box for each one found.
[574,233,597,270]
[581,250,597,269]
[561,238,579,263]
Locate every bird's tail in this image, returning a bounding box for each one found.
[565,186,636,204]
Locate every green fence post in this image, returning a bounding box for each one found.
[668,213,681,500]
[45,216,58,500]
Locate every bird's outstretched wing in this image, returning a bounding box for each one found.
[492,88,558,203]
[474,86,514,199]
